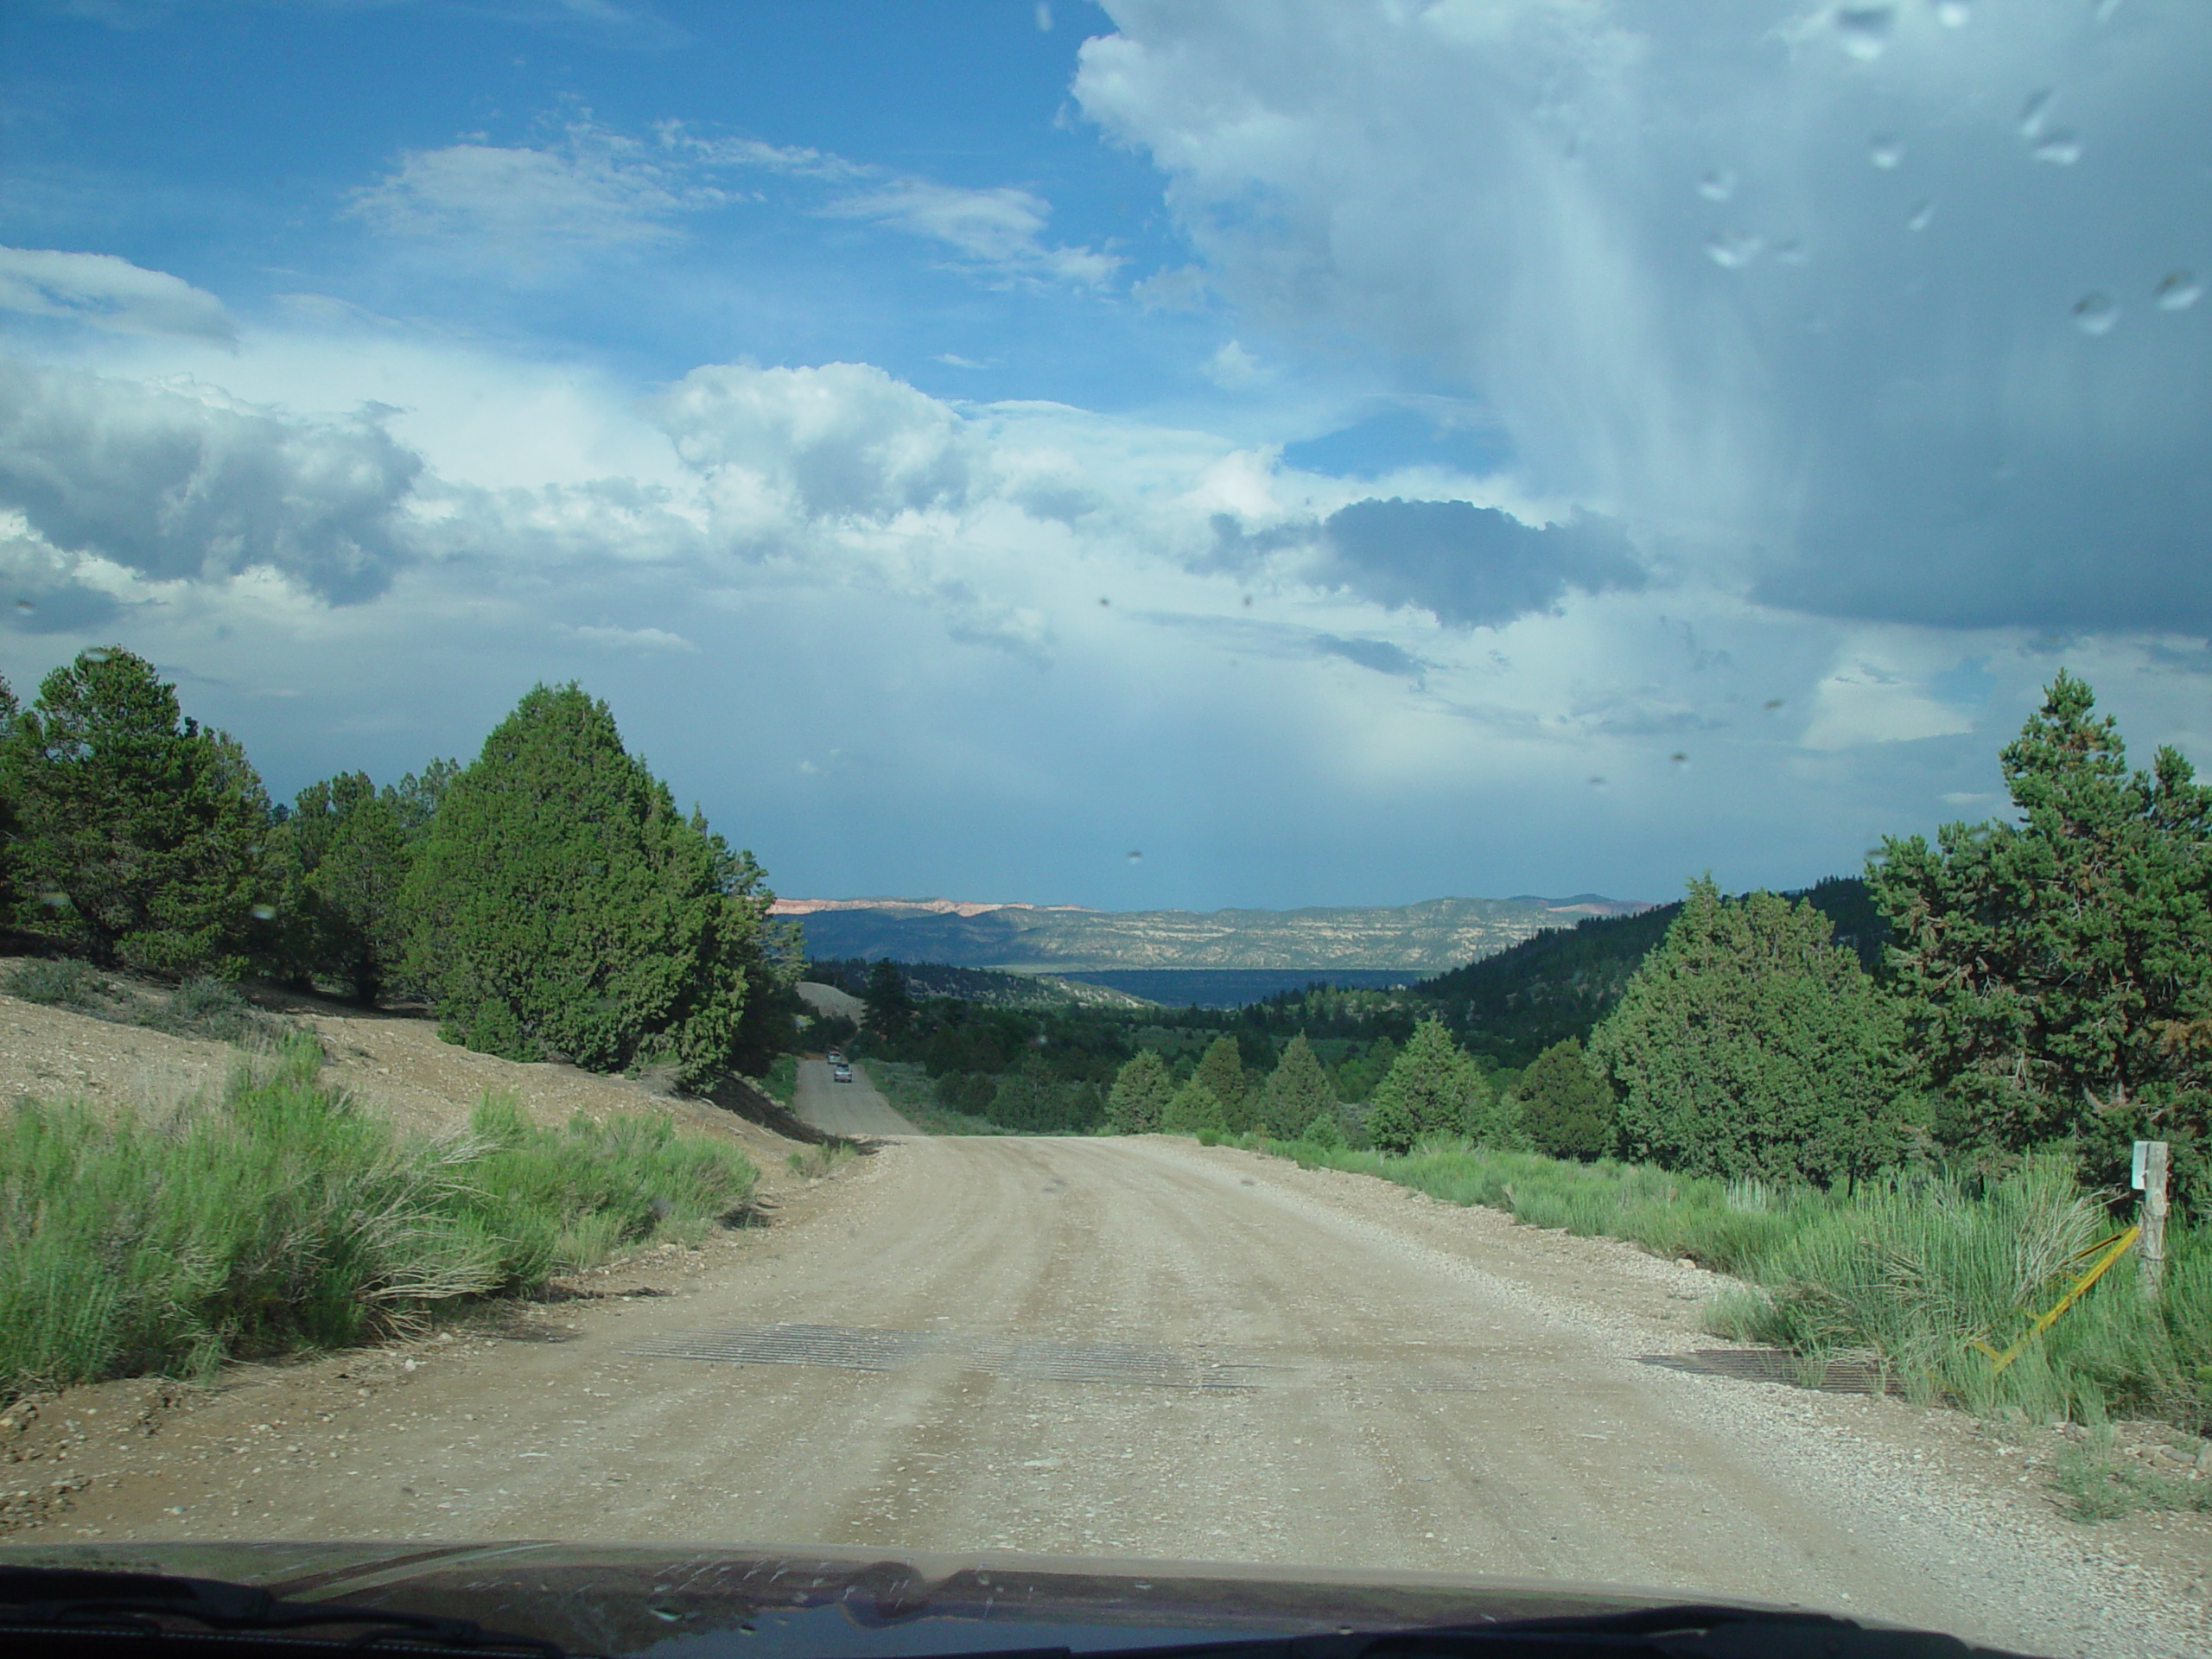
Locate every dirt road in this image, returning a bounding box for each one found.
[791,1055,918,1136]
[15,1135,2209,1657]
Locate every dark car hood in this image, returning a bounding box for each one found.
[0,1542,1840,1658]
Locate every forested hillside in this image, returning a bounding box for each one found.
[1416,875,1886,1067]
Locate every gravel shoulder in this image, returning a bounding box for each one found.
[6,1126,2208,1657]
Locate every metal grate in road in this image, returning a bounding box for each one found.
[631,1322,1306,1390]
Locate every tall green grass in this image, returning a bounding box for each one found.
[1243,1131,2211,1435]
[0,1033,757,1400]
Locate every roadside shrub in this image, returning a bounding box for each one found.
[0,1036,757,1400]
[1108,1049,1173,1133]
[3,958,106,1009]
[1519,1037,1616,1160]
[145,976,285,1044]
[1302,1109,1347,1150]
[1163,1078,1228,1136]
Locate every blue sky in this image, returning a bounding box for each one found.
[1,0,2207,910]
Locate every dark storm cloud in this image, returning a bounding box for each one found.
[1080,1,2212,636]
[1318,498,1644,629]
[0,356,423,601]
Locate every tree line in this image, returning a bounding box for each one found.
[0,647,798,1091]
[1083,672,2212,1209]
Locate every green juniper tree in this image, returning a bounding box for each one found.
[1193,1033,1252,1130]
[1589,878,1906,1184]
[863,958,916,1041]
[1870,671,2212,1189]
[399,683,779,1090]
[1363,1017,1483,1154]
[1518,1037,1616,1161]
[1262,1033,1337,1138]
[1107,1048,1174,1133]
[2,648,273,976]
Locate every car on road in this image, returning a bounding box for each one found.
[830,1063,853,1084]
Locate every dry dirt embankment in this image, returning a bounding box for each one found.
[3,1001,2209,1658]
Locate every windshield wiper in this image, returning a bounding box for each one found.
[0,1566,563,1656]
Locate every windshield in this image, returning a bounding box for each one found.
[0,5,2206,1659]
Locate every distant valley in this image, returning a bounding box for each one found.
[776,893,1650,987]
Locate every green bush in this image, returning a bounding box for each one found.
[1519,1037,1616,1160]
[3,958,107,1010]
[0,1035,757,1400]
[1162,1078,1228,1136]
[144,976,284,1044]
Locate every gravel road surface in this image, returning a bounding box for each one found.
[15,1135,2208,1658]
[791,1056,918,1136]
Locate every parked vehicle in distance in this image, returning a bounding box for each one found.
[831,1063,853,1084]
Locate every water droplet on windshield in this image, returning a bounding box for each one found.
[1097,595,1110,607]
[1698,169,1737,203]
[12,598,31,613]
[1775,238,1809,264]
[81,646,116,664]
[2031,130,2082,165]
[2072,292,2119,335]
[1706,230,1764,269]
[2018,89,2055,140]
[38,891,67,909]
[251,905,277,922]
[1669,752,1690,766]
[1834,3,1897,60]
[1906,200,1935,232]
[1763,698,1787,712]
[1587,775,1609,788]
[1868,134,1905,168]
[1126,850,1142,861]
[1934,0,1970,25]
[2093,0,2122,20]
[2153,270,2202,311]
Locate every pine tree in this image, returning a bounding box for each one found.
[1870,671,2212,1185]
[1193,1034,1249,1128]
[1519,1037,1616,1160]
[1108,1048,1174,1133]
[863,958,916,1040]
[1262,1033,1337,1137]
[1589,877,1906,1184]
[2,648,273,976]
[399,683,777,1090]
[1362,1017,1478,1154]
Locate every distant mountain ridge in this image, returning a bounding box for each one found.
[787,893,1651,976]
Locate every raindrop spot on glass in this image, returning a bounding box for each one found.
[1906,200,1935,232]
[1868,134,1904,168]
[1775,238,1809,265]
[1834,3,1897,60]
[2018,89,2055,140]
[1935,0,1970,25]
[1126,851,1142,861]
[251,906,277,922]
[12,598,30,613]
[1669,753,1690,765]
[1705,230,1764,269]
[39,891,67,909]
[1240,594,1253,607]
[1763,698,1787,712]
[82,647,116,664]
[1588,775,1608,788]
[2031,130,2082,166]
[1698,169,1737,203]
[1097,596,1110,607]
[2072,292,2119,335]
[2153,271,2202,311]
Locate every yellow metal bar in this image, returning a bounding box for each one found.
[1967,1224,2141,1375]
